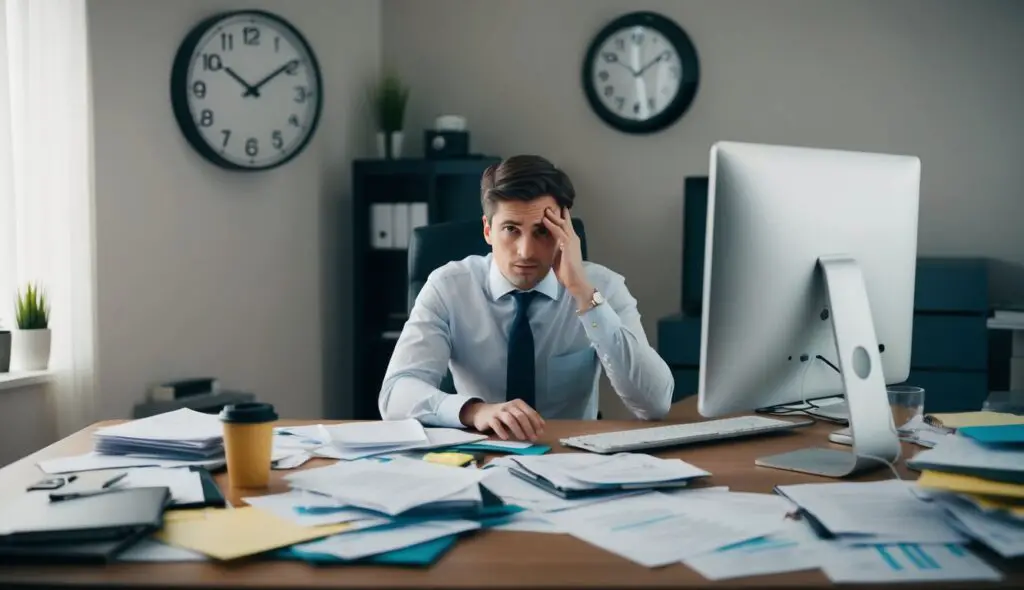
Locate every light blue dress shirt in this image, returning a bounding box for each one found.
[378,253,674,427]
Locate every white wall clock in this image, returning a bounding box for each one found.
[170,10,323,171]
[582,11,699,135]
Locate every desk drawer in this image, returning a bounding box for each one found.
[902,370,988,413]
[911,315,988,371]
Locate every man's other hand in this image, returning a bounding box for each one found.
[459,399,545,442]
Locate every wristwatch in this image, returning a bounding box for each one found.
[576,289,605,315]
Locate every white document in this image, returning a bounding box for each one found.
[489,511,563,534]
[326,419,426,448]
[683,519,827,581]
[370,203,393,249]
[776,480,966,543]
[409,202,428,230]
[242,490,386,528]
[392,203,410,248]
[939,496,1024,558]
[94,408,222,442]
[111,467,205,505]
[567,453,710,485]
[470,440,533,450]
[820,543,1003,583]
[292,519,479,561]
[481,466,639,513]
[117,538,209,562]
[37,452,224,474]
[546,491,785,568]
[284,456,486,516]
[317,426,486,461]
[909,434,1024,475]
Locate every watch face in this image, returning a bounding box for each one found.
[170,10,323,171]
[582,11,699,135]
[593,290,606,305]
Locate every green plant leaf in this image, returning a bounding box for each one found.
[14,282,49,329]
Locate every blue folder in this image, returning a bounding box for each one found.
[957,425,1024,445]
[448,442,551,455]
[277,534,458,566]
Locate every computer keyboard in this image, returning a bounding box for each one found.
[559,415,812,454]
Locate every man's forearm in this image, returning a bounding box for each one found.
[379,374,480,428]
[578,304,674,419]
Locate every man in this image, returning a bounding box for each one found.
[378,155,674,441]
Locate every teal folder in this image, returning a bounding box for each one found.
[278,534,458,566]
[449,442,551,455]
[958,425,1024,445]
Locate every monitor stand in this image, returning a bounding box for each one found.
[755,255,901,478]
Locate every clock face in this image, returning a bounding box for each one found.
[582,12,699,134]
[170,10,323,171]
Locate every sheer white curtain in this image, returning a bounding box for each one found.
[0,0,96,436]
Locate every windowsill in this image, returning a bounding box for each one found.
[0,370,55,392]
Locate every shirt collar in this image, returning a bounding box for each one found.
[487,256,560,302]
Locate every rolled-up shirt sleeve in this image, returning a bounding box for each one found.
[578,275,674,420]
[378,278,479,427]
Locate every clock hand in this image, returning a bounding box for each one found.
[636,51,672,77]
[224,67,260,97]
[245,59,299,96]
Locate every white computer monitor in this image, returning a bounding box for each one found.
[697,141,921,478]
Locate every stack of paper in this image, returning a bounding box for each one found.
[92,408,224,460]
[505,453,710,498]
[909,425,1024,558]
[277,422,488,461]
[283,456,490,518]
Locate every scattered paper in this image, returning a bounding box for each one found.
[326,419,427,448]
[937,495,1024,558]
[481,466,639,513]
[291,519,479,561]
[37,452,224,474]
[242,490,386,528]
[117,538,209,562]
[488,511,563,534]
[683,519,826,580]
[111,467,205,505]
[820,543,1002,583]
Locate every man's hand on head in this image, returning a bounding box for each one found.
[459,399,545,442]
[542,206,594,308]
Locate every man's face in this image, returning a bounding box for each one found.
[483,196,560,291]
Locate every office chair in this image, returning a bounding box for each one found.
[407,217,590,399]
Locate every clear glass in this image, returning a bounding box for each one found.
[982,391,1024,415]
[888,385,925,432]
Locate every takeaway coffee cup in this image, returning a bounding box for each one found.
[219,402,278,488]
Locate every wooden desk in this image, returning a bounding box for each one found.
[0,402,1021,589]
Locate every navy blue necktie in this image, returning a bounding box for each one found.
[506,290,538,408]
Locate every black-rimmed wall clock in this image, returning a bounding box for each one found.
[582,11,700,135]
[170,10,323,171]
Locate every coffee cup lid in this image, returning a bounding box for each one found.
[219,402,278,424]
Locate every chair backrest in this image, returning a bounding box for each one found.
[408,217,588,309]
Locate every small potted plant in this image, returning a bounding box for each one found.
[12,282,50,371]
[373,72,410,159]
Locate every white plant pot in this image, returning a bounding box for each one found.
[376,131,404,159]
[12,328,51,371]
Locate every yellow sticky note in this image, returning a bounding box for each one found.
[917,470,1024,500]
[154,506,351,560]
[925,411,1024,429]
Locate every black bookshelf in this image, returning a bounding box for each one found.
[351,156,501,420]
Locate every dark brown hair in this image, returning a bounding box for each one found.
[480,155,575,220]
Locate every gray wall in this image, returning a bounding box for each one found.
[87,0,380,421]
[383,0,1024,417]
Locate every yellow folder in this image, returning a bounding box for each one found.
[924,411,1024,429]
[155,507,352,560]
[917,470,1024,500]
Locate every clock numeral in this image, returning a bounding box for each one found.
[192,80,206,99]
[647,97,656,111]
[272,130,284,150]
[294,86,310,103]
[615,96,625,111]
[245,138,259,157]
[199,109,214,127]
[243,26,260,46]
[633,101,641,115]
[615,38,625,50]
[221,129,231,147]
[631,31,645,45]
[288,114,301,128]
[220,32,233,51]
[274,36,281,53]
[603,85,613,98]
[286,60,300,75]
[602,52,619,64]
[597,70,609,82]
[202,53,223,71]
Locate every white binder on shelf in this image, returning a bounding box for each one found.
[392,203,410,249]
[370,204,393,249]
[410,203,429,231]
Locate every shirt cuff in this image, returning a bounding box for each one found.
[436,394,482,429]
[578,301,624,349]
